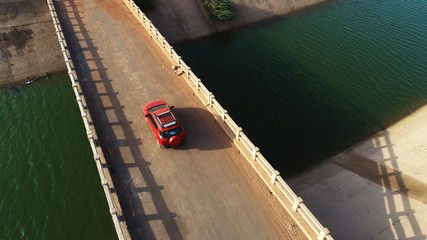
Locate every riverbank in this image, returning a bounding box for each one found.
[287,104,427,239]
[0,0,65,87]
[146,0,329,43]
[0,0,329,85]
[215,0,330,31]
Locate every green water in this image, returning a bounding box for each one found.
[0,76,116,239]
[176,0,427,176]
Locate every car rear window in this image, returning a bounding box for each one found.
[160,126,182,138]
[148,104,168,113]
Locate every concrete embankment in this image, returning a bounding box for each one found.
[0,0,65,87]
[217,0,329,30]
[287,105,427,239]
[146,0,329,43]
[0,0,327,85]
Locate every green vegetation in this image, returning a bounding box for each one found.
[202,0,235,22]
[134,0,155,10]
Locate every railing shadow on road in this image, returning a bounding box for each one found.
[54,1,183,239]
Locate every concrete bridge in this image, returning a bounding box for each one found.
[46,0,331,239]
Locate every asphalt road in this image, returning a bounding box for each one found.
[55,0,286,239]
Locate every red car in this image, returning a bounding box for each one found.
[143,100,185,148]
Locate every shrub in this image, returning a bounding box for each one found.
[203,0,235,22]
[216,9,235,21]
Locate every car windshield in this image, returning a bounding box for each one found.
[148,104,168,113]
[160,126,182,138]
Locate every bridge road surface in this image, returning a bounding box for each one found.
[55,0,287,239]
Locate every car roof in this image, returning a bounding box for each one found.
[145,100,180,130]
[156,111,177,128]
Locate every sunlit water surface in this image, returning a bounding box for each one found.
[0,76,116,239]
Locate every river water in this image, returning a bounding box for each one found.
[0,76,116,239]
[175,0,427,176]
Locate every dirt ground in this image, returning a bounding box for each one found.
[0,0,65,87]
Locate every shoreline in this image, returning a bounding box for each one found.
[145,0,331,44]
[0,0,330,86]
[214,0,331,35]
[287,104,427,239]
[0,70,67,89]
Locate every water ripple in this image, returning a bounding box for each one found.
[0,76,116,239]
[176,0,427,176]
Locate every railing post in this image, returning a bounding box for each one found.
[235,127,242,140]
[148,22,153,36]
[222,110,228,121]
[109,207,117,215]
[252,147,259,160]
[271,170,280,184]
[177,56,181,69]
[208,92,214,107]
[170,46,174,58]
[186,67,191,78]
[292,197,303,211]
[317,228,330,240]
[196,79,201,91]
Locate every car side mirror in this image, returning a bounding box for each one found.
[170,106,175,109]
[145,113,150,117]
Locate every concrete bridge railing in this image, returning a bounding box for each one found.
[46,1,129,239]
[123,1,332,240]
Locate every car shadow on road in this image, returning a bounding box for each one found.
[172,107,233,151]
[55,1,184,239]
